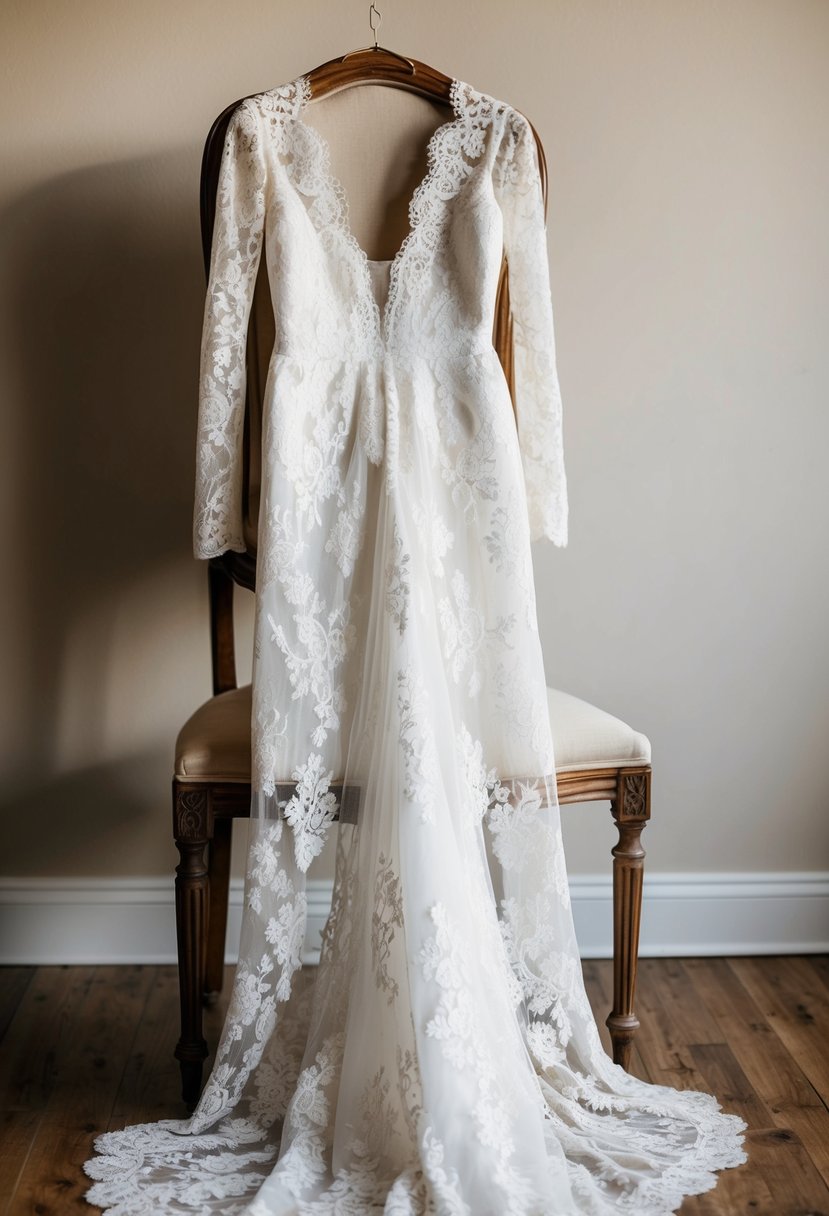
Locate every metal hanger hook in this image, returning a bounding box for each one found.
[369,2,381,49]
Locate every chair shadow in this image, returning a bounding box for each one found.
[1,146,209,873]
[2,752,168,873]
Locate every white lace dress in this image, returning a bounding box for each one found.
[83,74,747,1214]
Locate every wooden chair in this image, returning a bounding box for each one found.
[174,75,652,1108]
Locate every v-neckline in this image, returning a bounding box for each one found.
[291,75,467,343]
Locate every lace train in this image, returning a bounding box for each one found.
[83,802,746,1214]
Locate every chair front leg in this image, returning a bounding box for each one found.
[606,768,651,1072]
[173,781,212,1107]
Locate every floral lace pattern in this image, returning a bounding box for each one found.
[372,854,404,1003]
[280,754,339,872]
[85,71,746,1214]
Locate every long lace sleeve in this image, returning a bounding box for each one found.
[495,111,569,547]
[193,97,267,559]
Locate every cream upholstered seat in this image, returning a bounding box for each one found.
[175,685,252,782]
[548,690,651,772]
[175,685,651,782]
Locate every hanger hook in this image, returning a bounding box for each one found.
[369,2,381,49]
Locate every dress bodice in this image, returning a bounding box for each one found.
[194,74,570,560]
[237,77,517,363]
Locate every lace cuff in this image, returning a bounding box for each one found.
[193,98,267,560]
[495,112,569,547]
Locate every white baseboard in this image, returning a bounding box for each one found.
[0,872,826,966]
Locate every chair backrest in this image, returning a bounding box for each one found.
[198,82,546,689]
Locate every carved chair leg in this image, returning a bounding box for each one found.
[204,816,232,999]
[173,783,212,1108]
[606,769,651,1072]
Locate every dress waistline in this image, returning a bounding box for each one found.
[269,342,501,364]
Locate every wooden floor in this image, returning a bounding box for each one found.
[1,957,827,1214]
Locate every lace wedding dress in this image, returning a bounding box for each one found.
[83,74,746,1214]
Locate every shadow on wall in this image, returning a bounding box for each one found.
[1,147,219,875]
[3,752,170,873]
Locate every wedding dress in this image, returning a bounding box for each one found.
[83,73,746,1214]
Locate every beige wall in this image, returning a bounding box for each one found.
[1,0,826,884]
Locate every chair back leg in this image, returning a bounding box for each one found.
[205,817,233,997]
[606,768,651,1070]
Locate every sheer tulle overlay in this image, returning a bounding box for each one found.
[83,75,746,1213]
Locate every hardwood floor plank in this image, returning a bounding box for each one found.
[8,966,155,1215]
[689,1041,773,1128]
[805,954,829,996]
[0,969,35,1047]
[0,968,97,1214]
[630,959,723,1096]
[680,1036,829,1215]
[106,966,180,1129]
[107,963,238,1133]
[730,957,829,1104]
[642,957,726,1048]
[0,967,94,1112]
[739,1126,829,1214]
[678,1042,779,1214]
[0,1109,41,1215]
[685,956,829,1186]
[3,959,828,1214]
[678,1131,776,1215]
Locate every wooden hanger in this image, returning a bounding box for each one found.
[339,2,416,71]
[201,3,547,255]
[301,3,455,110]
[296,3,547,214]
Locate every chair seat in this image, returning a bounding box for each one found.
[175,685,651,782]
[547,688,651,772]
